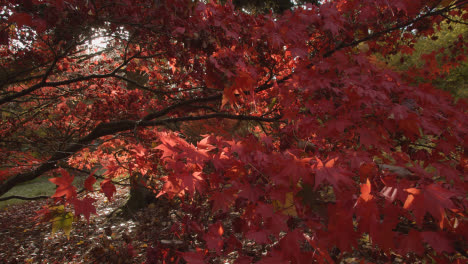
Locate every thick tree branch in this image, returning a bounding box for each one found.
[0,113,280,196]
[0,195,50,201]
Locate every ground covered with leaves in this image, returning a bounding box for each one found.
[0,184,455,264]
[0,185,185,264]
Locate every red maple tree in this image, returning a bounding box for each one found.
[0,0,467,262]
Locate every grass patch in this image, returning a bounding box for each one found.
[0,175,87,209]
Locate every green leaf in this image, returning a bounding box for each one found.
[51,209,74,239]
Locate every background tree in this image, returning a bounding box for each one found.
[0,0,467,262]
[385,12,468,98]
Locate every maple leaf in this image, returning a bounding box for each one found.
[313,157,353,191]
[104,160,120,177]
[237,183,261,202]
[272,191,297,217]
[0,30,8,47]
[225,235,242,253]
[182,250,206,264]
[157,176,184,199]
[132,144,147,157]
[100,179,116,201]
[355,179,381,241]
[157,132,209,166]
[397,230,425,256]
[358,128,380,147]
[84,169,97,191]
[8,13,33,28]
[390,104,410,120]
[203,222,224,253]
[254,202,275,219]
[274,154,312,186]
[370,204,400,251]
[49,170,77,200]
[321,4,343,36]
[404,184,458,228]
[422,231,454,254]
[257,253,290,264]
[70,197,97,223]
[320,202,359,252]
[277,229,306,262]
[180,171,204,194]
[359,178,373,202]
[245,230,270,244]
[211,189,237,212]
[327,118,353,133]
[359,162,376,182]
[51,211,74,239]
[398,116,421,139]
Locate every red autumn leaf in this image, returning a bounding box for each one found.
[8,13,33,28]
[203,222,224,253]
[254,202,275,219]
[358,128,380,147]
[211,189,237,212]
[182,250,206,264]
[225,235,242,253]
[313,157,353,191]
[398,116,421,139]
[0,30,8,45]
[359,162,376,182]
[49,170,77,200]
[271,154,312,185]
[278,229,306,261]
[245,230,270,244]
[234,256,254,264]
[180,171,204,194]
[173,27,185,35]
[327,118,353,133]
[257,253,290,264]
[132,144,147,157]
[397,230,425,256]
[84,169,98,191]
[404,184,457,228]
[320,202,359,252]
[70,197,97,223]
[32,18,47,33]
[100,179,116,201]
[359,178,372,202]
[266,213,289,234]
[422,231,454,254]
[391,104,410,120]
[237,183,261,202]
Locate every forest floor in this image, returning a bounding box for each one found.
[0,185,182,264]
[0,184,403,264]
[0,180,447,264]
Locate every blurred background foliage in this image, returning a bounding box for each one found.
[385,14,468,99]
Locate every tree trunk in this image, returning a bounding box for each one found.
[111,174,159,218]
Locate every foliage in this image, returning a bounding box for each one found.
[385,13,468,98]
[0,0,467,263]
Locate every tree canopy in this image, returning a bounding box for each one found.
[0,0,467,262]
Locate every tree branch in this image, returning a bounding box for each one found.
[0,52,151,106]
[0,195,50,202]
[0,113,280,196]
